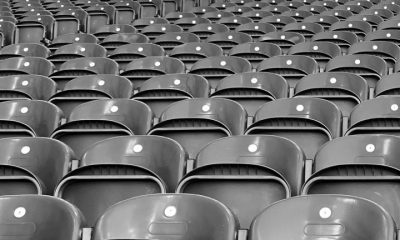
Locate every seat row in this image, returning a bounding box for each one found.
[0,194,395,240]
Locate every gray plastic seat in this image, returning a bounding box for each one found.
[262,5,290,15]
[100,33,149,52]
[55,135,186,226]
[0,100,62,138]
[51,99,152,157]
[0,43,50,59]
[376,73,400,97]
[174,17,211,31]
[229,42,281,69]
[206,32,252,53]
[120,56,185,89]
[133,73,209,118]
[211,72,288,117]
[242,10,273,22]
[346,97,400,136]
[170,42,223,70]
[48,43,107,70]
[49,75,132,117]
[246,97,341,160]
[326,54,386,91]
[257,55,319,88]
[86,5,115,34]
[50,57,119,89]
[188,23,229,40]
[282,22,324,40]
[0,137,74,195]
[54,9,87,37]
[299,5,328,14]
[281,10,313,21]
[347,14,384,29]
[311,31,358,54]
[330,20,372,40]
[132,17,169,31]
[294,72,368,118]
[365,29,400,46]
[108,43,165,70]
[303,15,340,30]
[92,194,237,240]
[303,134,400,229]
[236,22,276,40]
[217,16,252,30]
[202,11,235,23]
[149,98,247,159]
[0,195,85,240]
[153,32,200,54]
[249,195,396,240]
[189,56,252,89]
[93,24,136,41]
[165,12,197,23]
[259,32,305,54]
[259,15,296,30]
[0,57,54,77]
[288,42,341,71]
[141,24,183,41]
[177,135,304,229]
[378,19,400,30]
[48,33,97,53]
[349,41,399,74]
[0,75,56,101]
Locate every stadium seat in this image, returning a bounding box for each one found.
[347,14,384,30]
[86,5,115,34]
[249,195,396,240]
[236,22,276,41]
[92,194,237,240]
[54,9,87,37]
[120,56,185,89]
[311,31,358,54]
[112,1,138,24]
[50,57,119,89]
[202,11,235,22]
[0,74,56,101]
[133,73,210,118]
[49,74,132,117]
[0,43,50,59]
[326,54,387,94]
[189,56,252,89]
[211,72,288,118]
[0,137,74,195]
[206,32,253,53]
[55,135,186,226]
[141,23,183,41]
[0,195,85,240]
[100,33,149,52]
[246,97,341,160]
[165,12,197,23]
[330,20,372,40]
[188,23,229,40]
[257,55,319,89]
[108,43,165,70]
[48,33,98,53]
[0,21,16,46]
[132,17,169,31]
[348,41,399,74]
[0,100,62,138]
[153,32,200,54]
[177,135,304,229]
[346,97,400,136]
[138,0,162,18]
[229,42,281,69]
[303,15,340,30]
[170,42,224,70]
[47,43,107,70]
[259,32,305,54]
[281,10,313,21]
[365,29,400,46]
[376,72,400,97]
[0,57,53,76]
[93,24,136,41]
[174,17,211,31]
[217,16,252,30]
[51,99,152,157]
[259,15,296,30]
[148,98,246,159]
[242,10,273,22]
[294,72,368,119]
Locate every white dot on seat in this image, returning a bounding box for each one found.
[391,103,399,111]
[220,61,226,66]
[254,46,260,51]
[320,18,324,22]
[251,77,258,83]
[362,17,367,21]
[255,25,259,30]
[207,26,212,30]
[21,80,29,86]
[296,104,304,111]
[286,59,292,65]
[164,206,177,217]
[155,61,161,66]
[296,12,299,16]
[366,144,375,152]
[80,47,86,52]
[333,34,338,39]
[23,47,29,52]
[301,25,306,29]
[196,46,201,51]
[355,59,360,65]
[248,144,258,152]
[348,23,353,27]
[98,80,105,86]
[228,35,233,39]
[20,107,28,113]
[89,62,95,67]
[23,62,30,67]
[256,13,260,17]
[313,45,318,51]
[179,14,182,18]
[277,18,281,22]
[330,77,337,84]
[21,146,30,154]
[319,207,331,219]
[176,36,181,40]
[161,27,166,31]
[202,8,206,12]
[138,47,143,52]
[192,20,196,24]
[238,8,242,12]
[202,105,210,112]
[150,20,154,24]
[174,79,181,85]
[133,144,143,153]
[217,14,221,17]
[233,19,238,23]
[387,33,392,38]
[374,11,378,15]
[372,45,378,50]
[14,207,26,218]
[110,105,119,112]
[334,12,339,16]
[280,35,286,39]
[75,37,80,41]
